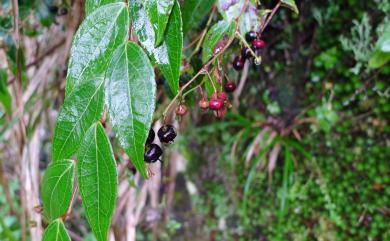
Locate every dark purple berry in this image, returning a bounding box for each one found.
[158,125,177,143]
[245,31,257,42]
[252,39,266,50]
[146,129,155,145]
[144,144,163,163]
[241,47,252,59]
[224,82,237,93]
[232,56,245,71]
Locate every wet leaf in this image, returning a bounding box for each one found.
[85,0,123,16]
[77,122,117,241]
[144,0,174,46]
[105,42,156,178]
[42,219,71,241]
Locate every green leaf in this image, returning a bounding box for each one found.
[105,42,155,179]
[281,0,299,14]
[42,219,71,241]
[52,78,104,162]
[0,69,12,114]
[41,159,75,222]
[85,0,123,16]
[201,20,236,63]
[130,0,182,95]
[144,0,174,46]
[66,2,128,94]
[369,25,390,68]
[77,122,118,241]
[182,0,215,33]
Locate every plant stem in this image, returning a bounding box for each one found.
[162,0,251,120]
[261,1,281,34]
[235,32,260,62]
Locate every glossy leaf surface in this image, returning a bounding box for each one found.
[77,123,117,241]
[106,43,155,178]
[201,20,236,62]
[130,0,182,95]
[42,219,71,241]
[144,0,174,46]
[52,78,104,161]
[85,0,122,16]
[42,159,75,222]
[66,3,128,94]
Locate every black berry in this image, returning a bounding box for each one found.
[232,56,245,71]
[241,47,252,59]
[224,82,237,93]
[158,125,177,143]
[146,129,155,145]
[245,31,257,42]
[144,144,163,163]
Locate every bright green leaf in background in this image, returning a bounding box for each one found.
[42,219,71,241]
[52,78,104,162]
[105,43,156,179]
[85,0,123,16]
[182,0,216,33]
[65,2,128,94]
[369,24,390,68]
[41,160,75,222]
[130,0,182,95]
[0,69,12,114]
[281,0,299,14]
[144,0,174,46]
[201,20,236,63]
[77,123,118,241]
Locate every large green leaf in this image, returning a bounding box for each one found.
[0,69,12,114]
[281,0,299,14]
[66,2,128,94]
[52,78,104,162]
[182,0,215,33]
[41,159,75,222]
[42,219,71,241]
[105,43,155,179]
[144,0,174,46]
[77,122,118,241]
[201,20,236,63]
[85,0,123,16]
[130,0,182,95]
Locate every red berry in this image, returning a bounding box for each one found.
[218,91,227,101]
[252,39,266,50]
[175,104,188,116]
[209,99,224,110]
[214,107,227,118]
[224,82,236,93]
[232,56,245,71]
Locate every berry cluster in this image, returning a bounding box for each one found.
[233,31,266,71]
[144,125,177,163]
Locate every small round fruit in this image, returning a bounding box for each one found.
[218,92,227,101]
[245,31,257,42]
[144,144,163,163]
[232,56,245,71]
[158,125,177,143]
[199,99,209,109]
[224,82,237,93]
[146,129,155,144]
[241,47,252,59]
[252,39,266,50]
[175,104,188,116]
[214,107,227,118]
[209,99,224,110]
